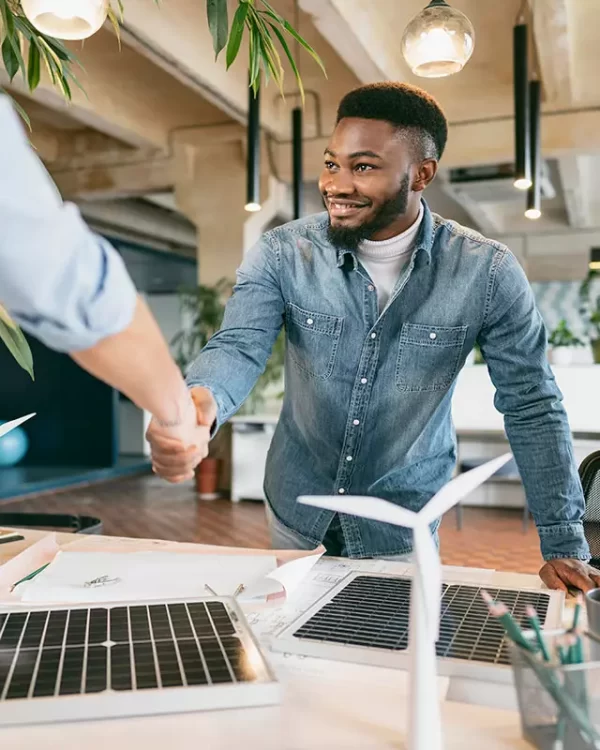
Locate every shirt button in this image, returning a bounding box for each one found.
[346,456,353,462]
[338,488,346,494]
[361,377,367,384]
[371,332,377,339]
[353,419,360,426]
[368,285,375,292]
[429,331,437,340]
[307,318,314,325]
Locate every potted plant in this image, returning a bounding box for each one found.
[579,270,600,364]
[171,279,231,499]
[547,319,585,366]
[239,331,285,415]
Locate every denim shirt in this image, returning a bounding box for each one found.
[187,201,589,561]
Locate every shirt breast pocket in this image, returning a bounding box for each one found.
[395,323,468,392]
[285,302,343,380]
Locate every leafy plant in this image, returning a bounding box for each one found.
[0,304,34,378]
[579,269,600,341]
[172,279,232,374]
[172,279,285,413]
[1,0,326,121]
[548,319,584,349]
[0,0,80,127]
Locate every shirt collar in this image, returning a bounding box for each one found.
[335,199,435,268]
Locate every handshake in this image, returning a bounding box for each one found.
[145,387,217,483]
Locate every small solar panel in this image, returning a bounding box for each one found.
[271,573,560,683]
[0,598,279,726]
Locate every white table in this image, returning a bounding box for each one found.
[0,531,537,750]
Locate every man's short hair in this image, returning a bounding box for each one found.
[336,82,448,161]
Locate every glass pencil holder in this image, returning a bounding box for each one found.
[510,629,600,750]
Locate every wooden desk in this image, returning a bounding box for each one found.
[0,531,531,750]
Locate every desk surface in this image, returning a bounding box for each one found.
[0,530,533,750]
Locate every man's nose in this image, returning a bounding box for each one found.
[324,170,355,196]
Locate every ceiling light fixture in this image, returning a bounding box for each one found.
[513,19,532,190]
[401,0,475,78]
[292,107,303,220]
[21,0,109,40]
[525,78,541,220]
[245,80,262,213]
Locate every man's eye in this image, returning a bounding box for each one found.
[355,164,374,173]
[324,161,337,170]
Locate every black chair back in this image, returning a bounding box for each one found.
[579,451,600,566]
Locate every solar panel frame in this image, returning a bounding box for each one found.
[270,572,564,685]
[0,596,279,727]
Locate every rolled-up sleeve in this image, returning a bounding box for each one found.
[0,96,136,352]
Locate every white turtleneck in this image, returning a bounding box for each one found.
[357,204,424,312]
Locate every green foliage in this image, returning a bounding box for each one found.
[172,279,285,413]
[548,319,584,349]
[0,0,80,127]
[0,304,33,379]
[579,269,600,341]
[0,0,326,124]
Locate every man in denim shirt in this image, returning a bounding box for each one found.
[149,83,598,592]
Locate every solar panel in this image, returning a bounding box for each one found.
[0,597,279,726]
[271,573,562,684]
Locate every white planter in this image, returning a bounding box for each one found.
[551,347,575,366]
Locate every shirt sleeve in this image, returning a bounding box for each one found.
[0,96,137,352]
[186,231,285,429]
[478,245,590,562]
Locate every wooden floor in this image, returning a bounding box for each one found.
[0,471,544,575]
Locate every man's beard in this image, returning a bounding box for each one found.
[326,173,411,252]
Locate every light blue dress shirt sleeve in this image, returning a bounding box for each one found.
[0,96,137,352]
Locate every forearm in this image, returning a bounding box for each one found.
[479,246,589,561]
[186,331,274,428]
[72,296,192,425]
[504,401,589,561]
[186,233,285,427]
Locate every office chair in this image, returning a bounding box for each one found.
[579,451,600,567]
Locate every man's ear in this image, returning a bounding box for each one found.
[412,159,438,192]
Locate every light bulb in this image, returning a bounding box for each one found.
[514,177,532,190]
[21,0,109,40]
[401,1,475,78]
[525,208,541,220]
[244,202,262,213]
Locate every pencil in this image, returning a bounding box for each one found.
[481,590,537,652]
[525,605,551,662]
[10,562,50,592]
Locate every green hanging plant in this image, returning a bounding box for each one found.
[0,0,326,125]
[0,0,325,376]
[0,304,34,379]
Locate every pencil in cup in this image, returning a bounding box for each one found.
[481,591,597,743]
[480,590,536,652]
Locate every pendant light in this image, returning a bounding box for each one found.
[513,20,531,190]
[525,78,541,220]
[21,0,109,40]
[291,2,303,219]
[245,80,261,213]
[292,107,303,220]
[401,0,475,78]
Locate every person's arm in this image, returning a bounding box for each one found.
[185,231,285,425]
[478,246,597,591]
[0,96,205,464]
[147,231,285,482]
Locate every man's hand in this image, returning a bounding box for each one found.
[146,387,217,484]
[540,559,600,592]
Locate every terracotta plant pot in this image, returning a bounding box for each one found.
[195,457,221,500]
